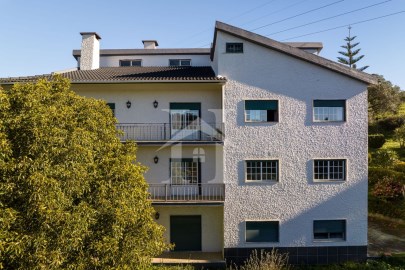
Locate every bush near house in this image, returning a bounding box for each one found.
[369,134,386,149]
[0,77,170,269]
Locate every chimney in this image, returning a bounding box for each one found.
[79,32,101,70]
[142,40,159,49]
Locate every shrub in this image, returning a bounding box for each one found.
[394,125,405,148]
[371,149,398,168]
[368,167,405,187]
[368,134,386,149]
[377,115,405,131]
[371,176,405,201]
[230,249,290,270]
[393,161,405,173]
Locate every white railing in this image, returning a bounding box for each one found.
[148,184,225,202]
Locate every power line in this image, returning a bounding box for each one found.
[266,0,392,36]
[281,10,405,41]
[250,0,344,31]
[174,0,280,46]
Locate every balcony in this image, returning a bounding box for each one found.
[117,123,224,144]
[148,184,225,203]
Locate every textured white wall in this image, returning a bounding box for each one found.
[100,54,211,67]
[215,32,369,248]
[80,34,100,70]
[153,205,223,252]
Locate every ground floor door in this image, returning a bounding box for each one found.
[170,215,202,251]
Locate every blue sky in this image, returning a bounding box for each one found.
[1,0,404,88]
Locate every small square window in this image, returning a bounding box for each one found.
[119,60,142,67]
[246,221,279,242]
[313,100,345,122]
[314,159,346,181]
[246,160,278,181]
[313,220,346,241]
[169,59,191,66]
[226,43,243,53]
[245,100,278,122]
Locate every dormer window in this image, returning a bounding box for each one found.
[120,59,142,67]
[169,59,191,66]
[226,43,243,53]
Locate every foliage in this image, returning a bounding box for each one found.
[148,266,194,270]
[337,27,369,71]
[393,161,405,173]
[371,149,398,168]
[368,167,405,187]
[369,134,386,149]
[376,115,405,132]
[369,195,405,220]
[371,176,405,201]
[297,259,405,270]
[0,76,169,270]
[368,76,402,120]
[230,249,290,270]
[394,125,405,148]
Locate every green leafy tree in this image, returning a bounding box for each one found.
[0,76,169,269]
[337,26,369,71]
[368,75,402,120]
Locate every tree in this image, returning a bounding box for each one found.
[0,76,169,269]
[368,75,402,119]
[337,26,369,71]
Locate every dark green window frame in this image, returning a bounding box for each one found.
[313,99,346,122]
[244,100,278,122]
[245,221,279,242]
[107,103,115,116]
[226,43,243,53]
[313,220,346,241]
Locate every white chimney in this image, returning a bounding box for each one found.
[79,32,101,70]
[142,40,159,49]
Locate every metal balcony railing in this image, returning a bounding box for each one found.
[116,123,224,142]
[148,184,225,202]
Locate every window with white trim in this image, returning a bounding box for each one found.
[245,100,278,122]
[313,220,346,241]
[313,100,345,122]
[314,159,346,181]
[119,59,142,67]
[246,221,279,242]
[169,59,191,66]
[170,159,199,185]
[246,160,278,181]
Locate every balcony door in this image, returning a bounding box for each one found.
[170,158,201,196]
[170,103,201,140]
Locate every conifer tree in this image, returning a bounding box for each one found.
[337,26,369,71]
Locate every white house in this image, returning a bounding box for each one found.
[0,21,376,266]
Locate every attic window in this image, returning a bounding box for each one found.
[120,60,142,67]
[226,43,243,53]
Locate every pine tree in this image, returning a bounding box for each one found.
[337,26,369,71]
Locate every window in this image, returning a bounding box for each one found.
[245,100,278,122]
[107,103,115,116]
[226,42,243,53]
[169,59,191,66]
[313,220,346,241]
[313,100,345,122]
[314,159,346,181]
[246,221,279,242]
[170,159,199,185]
[246,160,278,181]
[119,59,142,67]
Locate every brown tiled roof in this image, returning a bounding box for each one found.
[212,21,376,84]
[0,66,225,84]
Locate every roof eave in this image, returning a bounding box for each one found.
[212,21,377,85]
